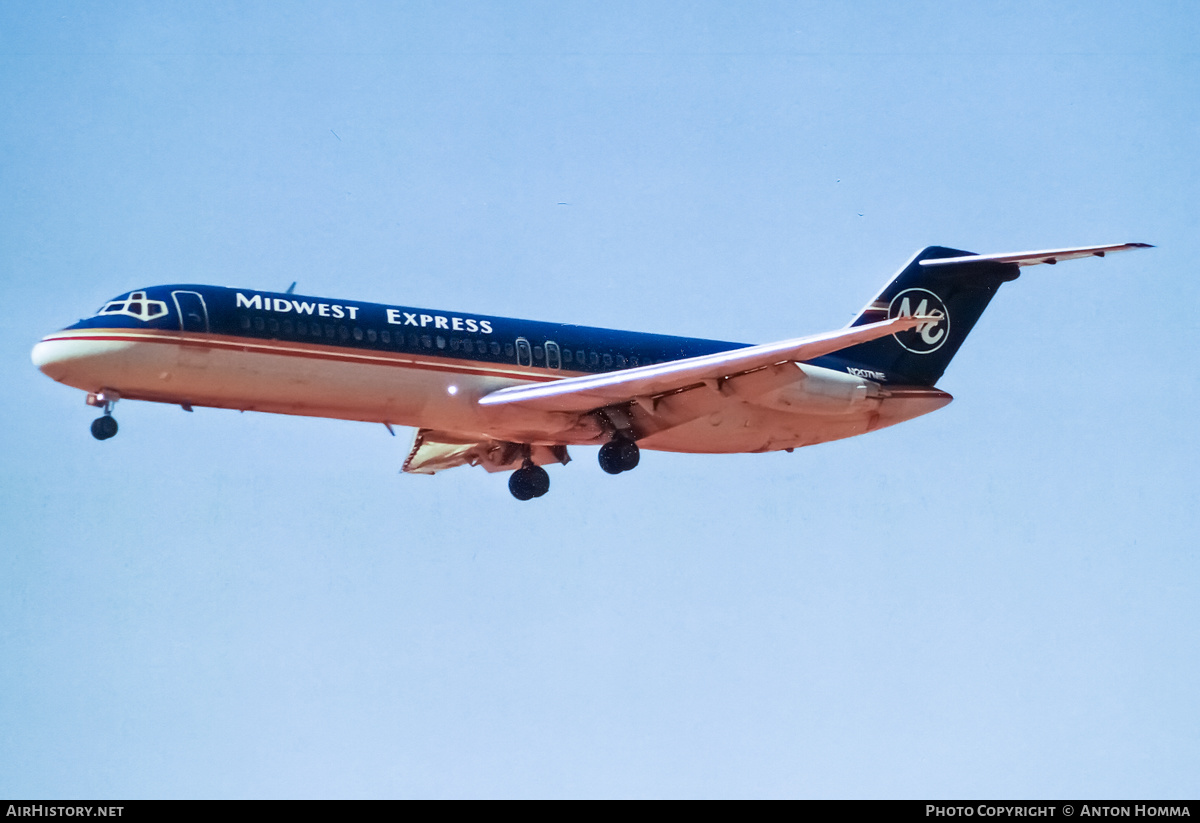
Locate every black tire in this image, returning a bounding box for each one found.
[508,468,536,500]
[617,440,640,471]
[598,441,625,474]
[91,416,118,441]
[527,465,550,498]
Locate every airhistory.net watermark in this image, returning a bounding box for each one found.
[6,807,123,817]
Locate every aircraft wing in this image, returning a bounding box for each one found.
[477,314,929,414]
[919,242,1152,268]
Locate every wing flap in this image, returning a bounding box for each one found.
[919,242,1152,268]
[478,314,929,414]
[403,429,570,475]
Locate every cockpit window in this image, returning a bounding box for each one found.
[97,291,169,322]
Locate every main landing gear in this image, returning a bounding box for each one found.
[509,460,551,500]
[505,438,639,500]
[86,390,120,441]
[598,437,640,474]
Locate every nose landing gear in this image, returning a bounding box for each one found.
[86,390,120,441]
[598,437,640,474]
[508,461,551,500]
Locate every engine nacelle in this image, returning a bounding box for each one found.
[756,363,877,415]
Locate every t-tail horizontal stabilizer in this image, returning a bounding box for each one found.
[826,242,1152,386]
[918,242,1153,268]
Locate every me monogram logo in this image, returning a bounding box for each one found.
[889,288,950,354]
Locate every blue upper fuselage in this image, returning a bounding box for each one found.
[66,285,753,375]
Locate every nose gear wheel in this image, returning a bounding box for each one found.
[91,415,118,440]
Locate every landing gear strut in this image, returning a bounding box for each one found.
[509,461,551,500]
[598,437,640,474]
[87,390,120,441]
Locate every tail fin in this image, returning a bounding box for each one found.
[822,242,1151,386]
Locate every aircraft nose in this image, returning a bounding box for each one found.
[32,335,74,380]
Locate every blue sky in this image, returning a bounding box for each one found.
[2,1,1197,798]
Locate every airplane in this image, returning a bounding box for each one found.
[32,242,1150,500]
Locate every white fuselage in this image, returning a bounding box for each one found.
[32,326,951,454]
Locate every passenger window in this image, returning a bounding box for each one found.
[367,329,376,343]
[254,317,265,332]
[283,319,293,335]
[436,335,446,349]
[504,343,514,357]
[590,352,599,366]
[562,349,573,364]
[490,341,500,356]
[353,327,363,341]
[603,354,613,368]
[339,325,349,340]
[450,338,460,351]
[268,318,279,334]
[533,346,544,361]
[239,316,251,330]
[421,335,432,348]
[616,354,626,368]
[577,350,585,364]
[630,356,638,367]
[408,333,418,348]
[381,330,390,344]
[325,324,336,339]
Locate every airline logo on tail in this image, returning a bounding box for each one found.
[889,288,949,353]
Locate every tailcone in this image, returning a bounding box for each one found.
[871,386,953,431]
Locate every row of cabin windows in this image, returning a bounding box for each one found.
[241,314,512,356]
[515,338,660,369]
[238,313,666,371]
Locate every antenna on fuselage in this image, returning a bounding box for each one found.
[285,282,297,295]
